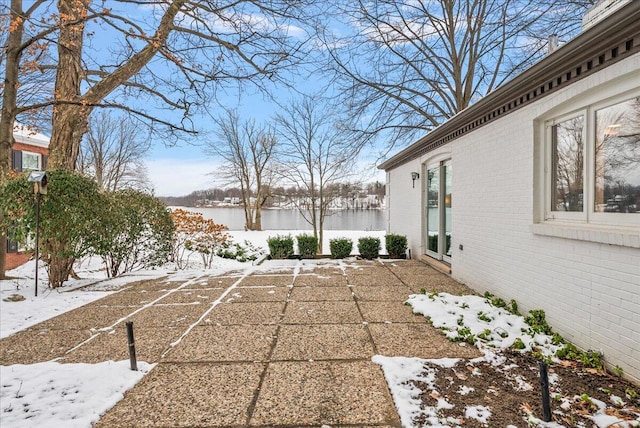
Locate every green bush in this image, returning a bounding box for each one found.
[297,234,318,259]
[94,190,174,278]
[358,237,380,259]
[385,234,408,258]
[0,170,106,287]
[329,237,353,259]
[267,235,294,259]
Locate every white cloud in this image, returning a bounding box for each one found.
[145,158,220,197]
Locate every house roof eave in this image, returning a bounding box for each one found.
[378,1,640,171]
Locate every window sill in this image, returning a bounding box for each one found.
[530,222,640,248]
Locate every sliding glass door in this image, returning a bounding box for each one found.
[425,160,452,263]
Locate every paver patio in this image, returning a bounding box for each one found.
[0,259,481,427]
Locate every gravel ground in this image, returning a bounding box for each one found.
[9,259,628,427]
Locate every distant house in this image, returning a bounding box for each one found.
[6,122,50,254]
[380,1,640,380]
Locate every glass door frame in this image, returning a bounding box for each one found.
[423,157,452,264]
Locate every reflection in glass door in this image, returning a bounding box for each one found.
[425,160,452,262]
[426,167,439,253]
[444,161,452,260]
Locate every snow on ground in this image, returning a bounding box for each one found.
[374,292,640,428]
[0,228,384,428]
[0,361,154,428]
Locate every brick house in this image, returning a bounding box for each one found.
[380,1,640,380]
[6,122,50,255]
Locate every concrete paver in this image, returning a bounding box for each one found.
[368,323,480,359]
[205,301,286,325]
[358,301,427,324]
[230,286,290,302]
[250,360,398,426]
[272,324,374,361]
[289,285,353,301]
[283,301,362,324]
[95,362,264,427]
[165,324,277,362]
[0,259,481,427]
[62,326,185,364]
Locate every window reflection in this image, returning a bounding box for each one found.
[552,116,584,212]
[595,97,640,214]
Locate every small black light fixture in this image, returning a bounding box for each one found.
[411,171,420,188]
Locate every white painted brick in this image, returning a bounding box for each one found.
[386,53,640,382]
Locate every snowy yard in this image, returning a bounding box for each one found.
[1,229,639,427]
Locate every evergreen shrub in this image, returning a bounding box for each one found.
[358,237,380,259]
[385,234,408,258]
[329,237,352,259]
[297,234,318,259]
[267,235,294,259]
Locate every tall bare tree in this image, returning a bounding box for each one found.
[47,0,311,170]
[275,94,358,252]
[78,110,152,192]
[0,0,311,279]
[207,109,277,230]
[321,0,595,152]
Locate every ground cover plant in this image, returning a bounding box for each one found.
[376,290,640,427]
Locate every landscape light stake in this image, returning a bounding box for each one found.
[126,321,138,371]
[539,360,552,422]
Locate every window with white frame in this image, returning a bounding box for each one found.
[22,151,40,172]
[544,92,640,227]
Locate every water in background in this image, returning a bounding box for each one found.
[172,207,386,231]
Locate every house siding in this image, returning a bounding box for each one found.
[386,52,640,381]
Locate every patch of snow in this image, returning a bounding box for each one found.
[0,360,153,428]
[465,405,491,424]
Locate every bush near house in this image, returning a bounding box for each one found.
[267,235,294,259]
[329,237,353,259]
[385,234,408,258]
[358,237,380,259]
[296,234,318,259]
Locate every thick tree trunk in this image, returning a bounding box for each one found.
[47,0,88,170]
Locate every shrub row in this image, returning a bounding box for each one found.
[267,233,409,260]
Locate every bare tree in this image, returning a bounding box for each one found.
[78,110,152,193]
[275,94,358,253]
[0,0,311,280]
[321,0,594,152]
[207,109,277,231]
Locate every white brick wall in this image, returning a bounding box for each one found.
[387,53,640,381]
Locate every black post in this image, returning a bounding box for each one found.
[34,193,41,297]
[126,321,138,371]
[539,360,552,422]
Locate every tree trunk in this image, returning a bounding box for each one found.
[47,0,88,170]
[0,0,26,279]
